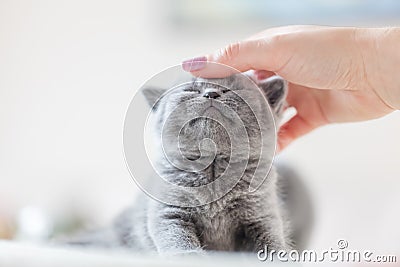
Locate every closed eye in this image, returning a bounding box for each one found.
[183,87,200,93]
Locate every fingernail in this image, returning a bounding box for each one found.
[182,56,207,72]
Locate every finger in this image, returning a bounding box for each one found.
[182,38,284,78]
[277,83,330,152]
[183,25,327,78]
[285,83,314,107]
[277,115,316,152]
[254,70,276,80]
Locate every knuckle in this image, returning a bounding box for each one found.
[268,33,284,48]
[218,42,242,63]
[261,34,287,71]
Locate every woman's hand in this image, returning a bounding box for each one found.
[182,25,400,150]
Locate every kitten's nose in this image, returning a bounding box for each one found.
[203,89,221,99]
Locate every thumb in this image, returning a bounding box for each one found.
[182,39,283,78]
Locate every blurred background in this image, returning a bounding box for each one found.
[0,0,399,256]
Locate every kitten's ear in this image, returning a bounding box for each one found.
[142,87,165,109]
[258,76,288,115]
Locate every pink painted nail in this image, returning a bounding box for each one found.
[182,56,207,72]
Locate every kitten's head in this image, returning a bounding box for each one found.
[143,74,287,165]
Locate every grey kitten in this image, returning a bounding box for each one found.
[69,74,312,255]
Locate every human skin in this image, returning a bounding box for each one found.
[181,26,400,151]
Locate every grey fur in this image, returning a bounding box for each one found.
[69,74,312,255]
